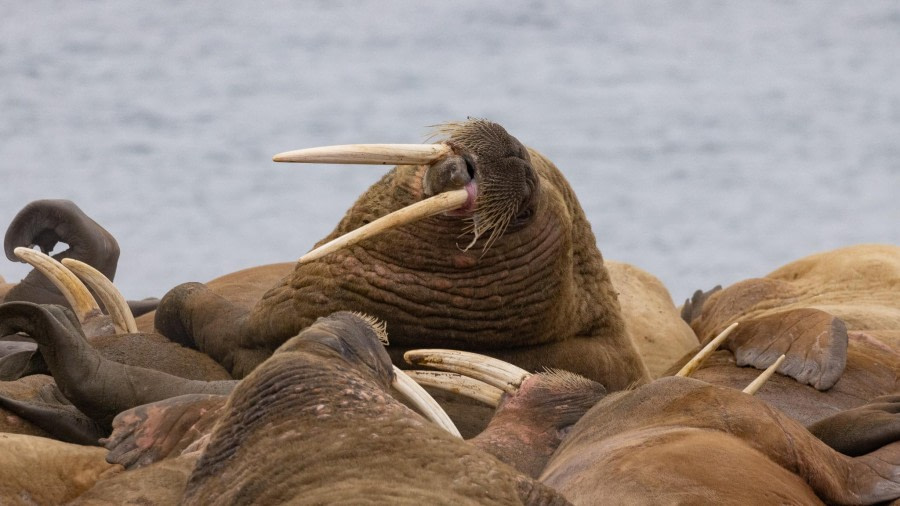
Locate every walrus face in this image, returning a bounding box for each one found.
[422,120,538,249]
[277,311,393,390]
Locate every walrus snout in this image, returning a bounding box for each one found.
[422,154,476,197]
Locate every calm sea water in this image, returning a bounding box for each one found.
[2,1,899,304]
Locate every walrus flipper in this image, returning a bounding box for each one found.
[807,394,900,456]
[103,393,228,470]
[724,308,847,391]
[0,382,105,445]
[0,340,47,380]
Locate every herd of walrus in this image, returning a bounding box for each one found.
[0,119,898,504]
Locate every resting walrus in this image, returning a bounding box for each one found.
[155,119,650,390]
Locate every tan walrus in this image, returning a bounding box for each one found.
[154,119,650,390]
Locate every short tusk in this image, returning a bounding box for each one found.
[392,366,461,438]
[675,322,739,377]
[299,189,469,263]
[273,143,451,165]
[13,247,101,325]
[61,258,138,334]
[404,370,504,407]
[742,354,787,395]
[404,349,531,394]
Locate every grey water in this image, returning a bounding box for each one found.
[2,1,899,305]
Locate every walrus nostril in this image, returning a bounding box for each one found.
[464,155,476,180]
[423,155,473,197]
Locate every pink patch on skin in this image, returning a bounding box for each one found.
[446,181,478,216]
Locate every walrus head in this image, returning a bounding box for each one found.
[275,118,540,258]
[423,120,538,250]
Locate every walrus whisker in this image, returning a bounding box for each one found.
[61,258,138,334]
[13,247,102,325]
[391,366,462,438]
[403,370,504,407]
[404,349,532,394]
[272,143,451,165]
[298,189,469,263]
[675,322,739,377]
[742,354,787,395]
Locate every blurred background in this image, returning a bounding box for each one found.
[2,1,899,303]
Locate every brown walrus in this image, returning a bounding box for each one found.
[181,311,568,505]
[155,119,650,390]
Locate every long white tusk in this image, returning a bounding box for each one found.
[13,247,101,324]
[742,354,786,395]
[404,370,504,407]
[675,322,739,377]
[61,258,137,334]
[299,189,469,263]
[404,349,531,394]
[273,143,451,165]
[392,366,461,438]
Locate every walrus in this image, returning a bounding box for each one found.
[181,311,568,505]
[155,119,650,391]
[539,376,900,505]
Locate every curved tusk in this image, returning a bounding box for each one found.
[404,370,504,408]
[13,247,101,324]
[404,349,531,394]
[273,143,451,165]
[392,366,461,438]
[675,322,739,377]
[742,354,787,395]
[61,258,138,334]
[299,189,469,263]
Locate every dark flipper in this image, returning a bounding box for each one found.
[0,301,236,427]
[0,381,106,445]
[4,199,119,306]
[0,339,48,380]
[808,394,900,456]
[680,285,722,325]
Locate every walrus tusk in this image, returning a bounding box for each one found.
[13,247,102,324]
[404,370,504,407]
[675,322,739,377]
[272,143,451,165]
[61,258,138,334]
[298,188,469,263]
[742,354,787,395]
[391,366,462,438]
[404,349,532,394]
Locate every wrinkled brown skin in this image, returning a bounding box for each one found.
[687,244,900,390]
[157,120,649,391]
[2,199,158,317]
[605,260,698,377]
[183,312,569,505]
[0,432,122,505]
[470,371,607,478]
[540,376,900,505]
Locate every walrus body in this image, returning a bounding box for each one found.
[157,120,649,390]
[182,312,567,505]
[540,376,900,505]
